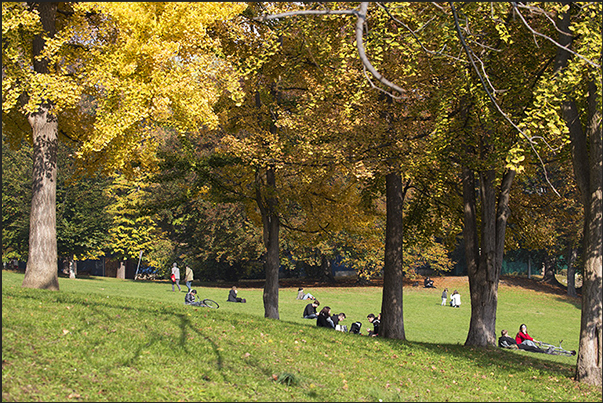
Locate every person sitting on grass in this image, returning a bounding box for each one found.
[498,329,554,354]
[424,276,435,288]
[302,300,320,319]
[515,324,540,348]
[366,313,380,336]
[184,289,203,306]
[316,306,335,329]
[227,286,246,303]
[498,329,520,349]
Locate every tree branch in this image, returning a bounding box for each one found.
[449,2,561,197]
[511,2,600,69]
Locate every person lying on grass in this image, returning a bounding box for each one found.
[332,312,347,332]
[296,287,315,300]
[500,329,550,354]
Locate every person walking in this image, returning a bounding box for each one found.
[171,262,181,292]
[441,288,448,306]
[184,264,194,292]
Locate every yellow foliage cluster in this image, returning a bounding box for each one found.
[2,2,247,174]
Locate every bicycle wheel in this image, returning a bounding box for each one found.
[202,299,219,309]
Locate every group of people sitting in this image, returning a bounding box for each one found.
[498,324,569,354]
[301,296,380,336]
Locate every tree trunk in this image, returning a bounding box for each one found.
[22,3,60,291]
[320,255,335,283]
[566,82,602,386]
[464,167,514,347]
[555,10,602,386]
[117,261,126,279]
[541,253,564,287]
[257,167,280,319]
[379,172,406,340]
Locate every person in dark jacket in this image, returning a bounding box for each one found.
[367,313,380,336]
[316,306,335,328]
[303,300,320,319]
[332,312,347,332]
[498,329,519,349]
[227,286,246,303]
[184,289,202,306]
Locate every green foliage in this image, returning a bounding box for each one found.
[2,270,601,402]
[56,145,112,261]
[1,135,32,262]
[104,173,171,269]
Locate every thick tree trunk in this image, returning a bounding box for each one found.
[257,167,280,319]
[464,167,514,347]
[379,172,406,340]
[555,9,602,385]
[566,82,602,386]
[22,2,60,291]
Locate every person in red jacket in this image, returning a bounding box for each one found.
[516,323,541,347]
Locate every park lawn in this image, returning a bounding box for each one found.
[2,270,600,402]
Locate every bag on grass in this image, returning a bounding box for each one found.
[349,322,362,334]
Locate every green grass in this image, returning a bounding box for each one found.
[2,270,600,402]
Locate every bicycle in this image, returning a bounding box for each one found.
[199,298,219,309]
[538,340,576,356]
[184,291,219,309]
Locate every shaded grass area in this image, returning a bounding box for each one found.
[2,270,600,402]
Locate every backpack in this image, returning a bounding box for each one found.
[349,322,362,334]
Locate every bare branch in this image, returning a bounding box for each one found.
[355,2,407,98]
[449,2,561,197]
[511,2,600,69]
[255,8,358,22]
[255,3,407,98]
[377,2,467,63]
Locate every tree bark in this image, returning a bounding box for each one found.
[379,172,406,340]
[257,167,280,319]
[555,9,602,386]
[21,3,60,291]
[464,167,515,347]
[541,253,564,287]
[117,261,126,279]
